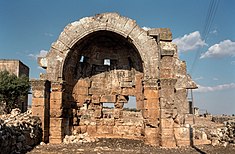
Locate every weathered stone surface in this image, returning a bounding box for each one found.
[31,12,198,147]
[148,28,172,41]
[100,95,116,103]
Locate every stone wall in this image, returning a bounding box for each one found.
[0,108,42,154]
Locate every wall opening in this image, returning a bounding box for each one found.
[102,103,114,118]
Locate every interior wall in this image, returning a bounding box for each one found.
[62,31,145,138]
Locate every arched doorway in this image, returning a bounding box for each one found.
[62,30,145,139]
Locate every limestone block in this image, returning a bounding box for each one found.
[144,89,159,99]
[74,87,88,95]
[32,106,44,117]
[100,95,116,103]
[50,127,64,135]
[50,108,63,118]
[193,139,211,145]
[97,125,113,134]
[91,81,105,88]
[102,119,115,126]
[143,79,158,89]
[89,87,105,95]
[51,82,65,92]
[50,92,63,100]
[160,118,174,128]
[135,74,143,92]
[174,127,190,140]
[51,39,69,52]
[50,118,64,127]
[87,125,97,135]
[76,94,90,105]
[144,99,159,109]
[32,97,46,106]
[160,109,177,118]
[136,92,144,101]
[136,100,144,110]
[121,88,135,96]
[160,41,177,56]
[57,31,74,48]
[50,99,63,109]
[120,81,133,87]
[148,28,172,41]
[161,55,173,66]
[160,68,174,78]
[144,127,159,146]
[91,95,100,104]
[161,128,176,140]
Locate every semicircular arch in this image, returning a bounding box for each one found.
[46,13,159,81]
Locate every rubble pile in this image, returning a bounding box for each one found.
[193,116,235,146]
[0,108,42,154]
[63,132,98,144]
[208,120,235,146]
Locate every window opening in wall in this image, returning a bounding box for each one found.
[102,103,114,118]
[104,59,111,66]
[123,96,137,112]
[123,96,142,119]
[79,55,85,62]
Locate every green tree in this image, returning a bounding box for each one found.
[0,70,30,113]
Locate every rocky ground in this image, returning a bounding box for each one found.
[28,138,235,154]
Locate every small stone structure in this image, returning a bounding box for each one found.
[0,59,29,112]
[31,13,197,147]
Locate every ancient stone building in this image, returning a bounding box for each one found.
[0,59,29,112]
[31,13,197,146]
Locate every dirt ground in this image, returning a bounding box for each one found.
[27,138,235,154]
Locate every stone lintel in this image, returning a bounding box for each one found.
[100,95,116,103]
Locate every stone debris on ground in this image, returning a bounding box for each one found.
[0,108,42,154]
[63,132,98,144]
[192,115,235,147]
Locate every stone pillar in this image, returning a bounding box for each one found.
[143,79,160,146]
[31,80,51,143]
[159,78,177,147]
[49,81,65,144]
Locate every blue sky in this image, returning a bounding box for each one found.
[0,0,234,115]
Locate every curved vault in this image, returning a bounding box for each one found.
[41,12,159,81]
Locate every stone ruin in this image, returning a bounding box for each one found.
[31,12,198,147]
[0,59,29,112]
